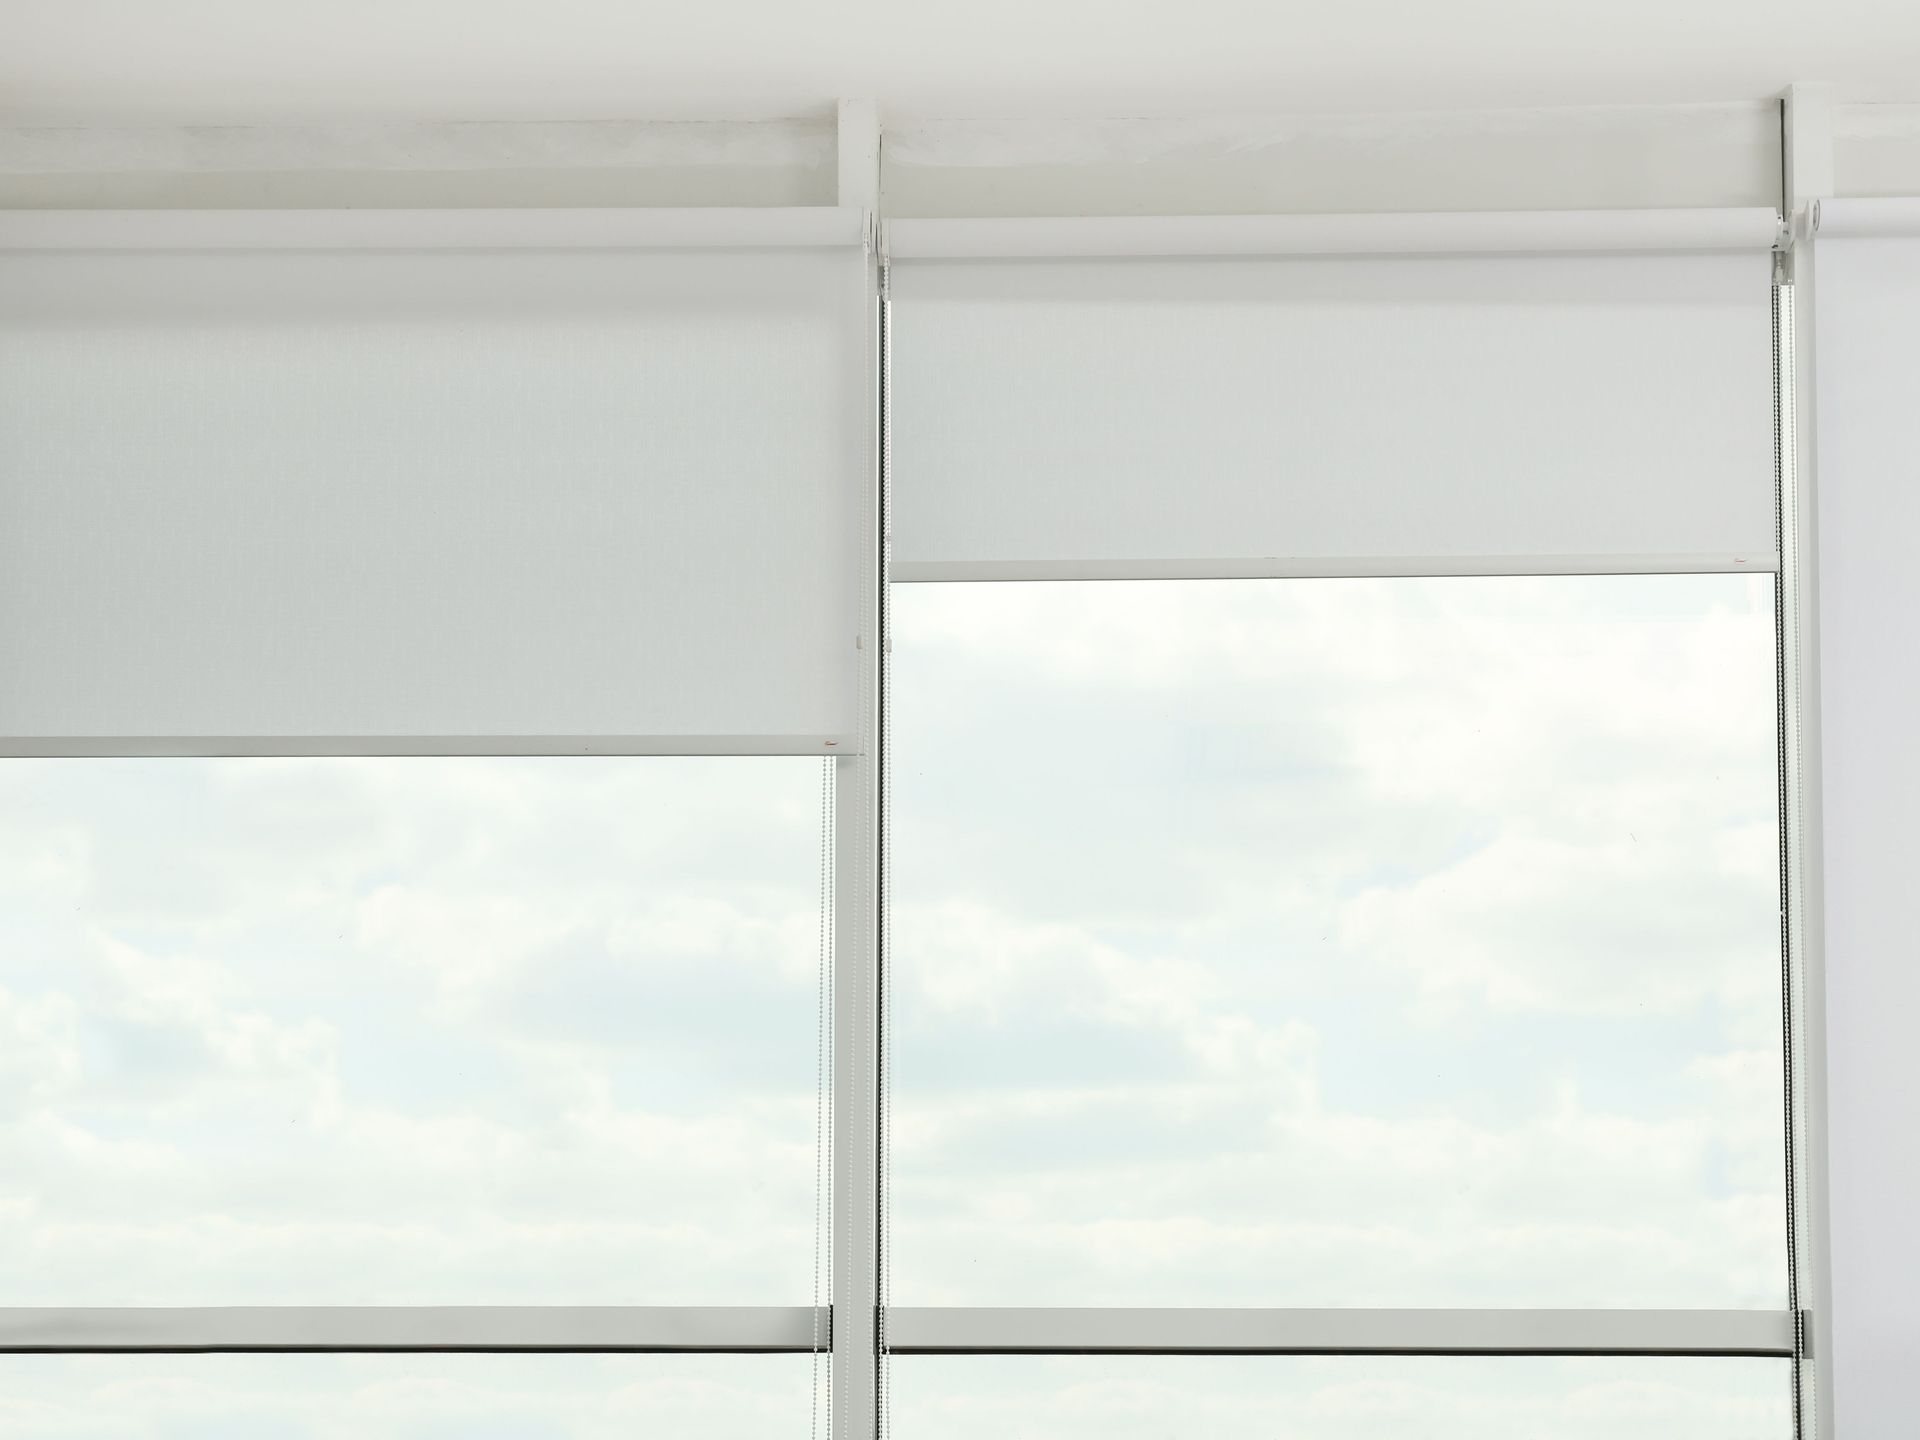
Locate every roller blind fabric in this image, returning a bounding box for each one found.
[1808,211,1920,1440]
[0,243,865,749]
[889,249,1776,576]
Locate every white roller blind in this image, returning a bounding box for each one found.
[890,243,1776,577]
[0,234,865,751]
[1809,209,1920,1440]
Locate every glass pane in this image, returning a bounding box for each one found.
[0,1354,810,1439]
[891,576,1785,1307]
[893,1356,1792,1439]
[0,756,825,1305]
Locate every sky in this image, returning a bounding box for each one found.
[0,754,827,1311]
[888,575,1792,1434]
[0,573,1792,1434]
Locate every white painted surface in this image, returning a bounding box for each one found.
[885,207,1782,257]
[0,205,862,248]
[1836,104,1920,198]
[0,106,1793,221]
[885,106,1787,218]
[0,244,866,746]
[1813,230,1920,1439]
[0,118,837,209]
[1820,195,1920,236]
[890,250,1776,571]
[1,0,1918,122]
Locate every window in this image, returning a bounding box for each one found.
[881,570,1793,1421]
[893,1356,1791,1439]
[890,576,1785,1313]
[0,125,1817,1437]
[0,202,866,1430]
[0,1354,813,1438]
[873,215,1800,1434]
[0,757,825,1307]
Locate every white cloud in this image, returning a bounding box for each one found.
[0,1355,815,1440]
[1340,827,1779,1016]
[894,1355,1791,1440]
[0,755,826,1307]
[888,577,1789,1313]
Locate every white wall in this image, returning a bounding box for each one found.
[1815,229,1920,1438]
[4,0,1920,122]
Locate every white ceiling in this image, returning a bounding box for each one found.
[2,0,1917,124]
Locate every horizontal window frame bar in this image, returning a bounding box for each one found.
[884,207,1784,260]
[0,734,855,759]
[885,1307,1798,1359]
[0,1307,828,1355]
[0,205,864,252]
[0,1307,1794,1358]
[891,553,1781,583]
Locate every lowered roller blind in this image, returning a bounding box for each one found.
[889,239,1776,578]
[0,231,866,752]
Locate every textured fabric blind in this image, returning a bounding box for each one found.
[0,242,866,750]
[890,249,1775,577]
